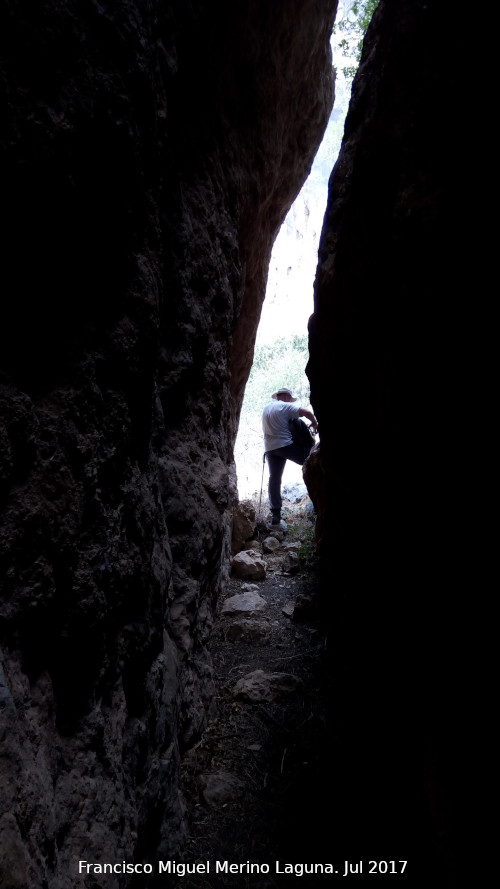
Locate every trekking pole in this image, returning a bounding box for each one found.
[258,453,266,521]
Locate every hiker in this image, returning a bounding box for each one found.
[262,387,318,525]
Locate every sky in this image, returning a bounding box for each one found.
[256,27,353,346]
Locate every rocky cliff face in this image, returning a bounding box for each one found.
[307,0,480,879]
[0,1,336,885]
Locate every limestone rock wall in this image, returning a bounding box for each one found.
[307,0,479,878]
[0,1,336,885]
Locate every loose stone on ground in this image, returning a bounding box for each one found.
[232,669,303,702]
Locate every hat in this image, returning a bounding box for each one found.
[272,388,297,402]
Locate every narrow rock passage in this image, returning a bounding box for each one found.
[178,501,335,888]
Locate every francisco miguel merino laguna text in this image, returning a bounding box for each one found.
[78,860,408,876]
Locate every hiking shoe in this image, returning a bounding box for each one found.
[271,511,281,525]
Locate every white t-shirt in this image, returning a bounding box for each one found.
[262,401,301,452]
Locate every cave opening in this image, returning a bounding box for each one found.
[234,23,352,508]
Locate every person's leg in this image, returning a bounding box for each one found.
[272,443,311,466]
[266,452,287,516]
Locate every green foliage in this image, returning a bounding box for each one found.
[243,334,310,414]
[333,0,380,80]
[287,522,318,568]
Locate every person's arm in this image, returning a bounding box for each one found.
[298,407,318,434]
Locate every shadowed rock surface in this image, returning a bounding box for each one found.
[0,1,335,885]
[307,0,481,883]
[0,1,482,886]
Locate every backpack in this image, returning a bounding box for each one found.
[289,417,315,449]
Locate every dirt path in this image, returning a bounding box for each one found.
[177,502,336,888]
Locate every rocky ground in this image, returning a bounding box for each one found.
[176,496,338,889]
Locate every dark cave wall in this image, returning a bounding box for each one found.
[0,1,336,885]
[307,0,479,879]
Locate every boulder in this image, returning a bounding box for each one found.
[262,536,280,554]
[232,669,303,702]
[221,590,267,615]
[231,550,266,580]
[231,499,257,554]
[198,771,245,807]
